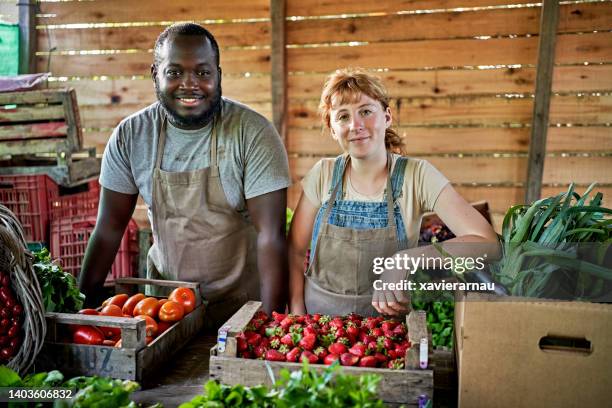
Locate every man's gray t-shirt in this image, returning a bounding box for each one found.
[100,98,291,220]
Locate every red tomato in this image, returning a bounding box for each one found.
[72,326,104,345]
[106,294,129,308]
[77,309,99,315]
[158,301,184,322]
[122,293,145,316]
[100,304,123,317]
[168,287,196,314]
[137,315,158,337]
[133,298,159,318]
[100,304,123,339]
[157,321,172,335]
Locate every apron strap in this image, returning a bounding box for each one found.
[154,116,167,170]
[209,104,221,169]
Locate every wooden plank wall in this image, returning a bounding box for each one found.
[284,0,612,231]
[26,0,612,232]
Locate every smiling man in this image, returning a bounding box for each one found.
[79,23,291,326]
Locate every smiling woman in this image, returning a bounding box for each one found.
[288,68,499,317]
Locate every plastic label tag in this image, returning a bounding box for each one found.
[217,324,230,353]
[419,338,428,369]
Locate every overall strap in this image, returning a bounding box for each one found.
[390,156,408,201]
[322,155,348,225]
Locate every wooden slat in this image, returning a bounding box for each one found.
[288,64,612,100]
[288,94,612,127]
[287,3,612,45]
[38,0,270,24]
[0,89,65,105]
[79,101,272,130]
[287,33,612,73]
[290,155,612,184]
[526,0,560,204]
[38,21,271,52]
[0,105,64,123]
[287,126,612,155]
[271,0,287,141]
[46,76,270,106]
[36,48,271,77]
[0,121,67,140]
[287,0,534,17]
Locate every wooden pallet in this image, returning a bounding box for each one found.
[209,301,434,407]
[35,278,206,385]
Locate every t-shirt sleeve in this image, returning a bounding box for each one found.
[99,123,139,195]
[415,159,450,212]
[243,121,291,199]
[300,159,325,207]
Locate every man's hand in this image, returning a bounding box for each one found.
[372,266,410,316]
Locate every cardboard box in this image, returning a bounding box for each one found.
[455,292,612,408]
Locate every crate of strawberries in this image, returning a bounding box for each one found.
[210,301,433,407]
[34,277,205,384]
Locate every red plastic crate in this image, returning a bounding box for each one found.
[50,215,139,283]
[0,174,59,242]
[49,180,100,220]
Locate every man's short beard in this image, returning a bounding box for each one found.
[155,80,222,129]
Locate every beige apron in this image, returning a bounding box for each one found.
[304,155,400,317]
[147,109,259,328]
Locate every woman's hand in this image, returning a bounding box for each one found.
[372,266,410,316]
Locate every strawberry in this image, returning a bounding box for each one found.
[383,338,395,350]
[367,342,378,353]
[318,315,331,325]
[324,353,340,365]
[346,323,360,338]
[318,332,336,348]
[289,324,303,334]
[281,333,300,347]
[387,349,399,360]
[340,352,359,366]
[265,325,283,338]
[314,346,328,360]
[280,316,294,332]
[299,333,317,351]
[334,327,347,339]
[312,313,321,322]
[364,317,379,330]
[374,352,388,364]
[285,347,301,362]
[370,328,383,337]
[240,350,253,359]
[272,311,286,323]
[359,356,377,367]
[330,318,344,330]
[300,350,318,364]
[265,349,286,362]
[337,337,350,346]
[254,344,267,359]
[346,313,363,324]
[254,310,269,322]
[328,342,348,355]
[295,315,306,324]
[395,343,410,357]
[388,358,405,369]
[304,325,318,337]
[381,320,397,336]
[270,337,280,349]
[245,332,262,347]
[393,323,407,338]
[348,342,367,358]
[236,333,248,352]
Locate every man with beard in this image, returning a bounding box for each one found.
[79,23,291,326]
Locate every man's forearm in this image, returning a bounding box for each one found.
[257,234,288,314]
[79,226,125,307]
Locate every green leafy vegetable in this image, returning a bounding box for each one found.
[32,248,85,313]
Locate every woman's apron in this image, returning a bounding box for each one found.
[147,108,259,328]
[304,154,409,316]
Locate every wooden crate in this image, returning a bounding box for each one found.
[0,88,83,156]
[209,301,434,407]
[35,278,206,385]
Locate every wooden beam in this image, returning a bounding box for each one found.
[525,0,560,204]
[18,0,37,74]
[270,0,287,143]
